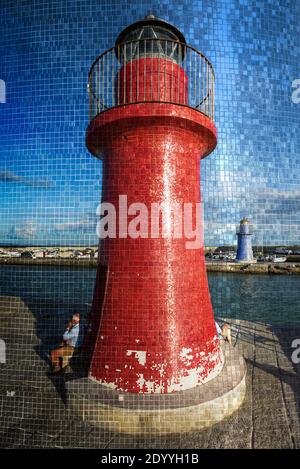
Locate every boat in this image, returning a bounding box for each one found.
[272,255,287,263]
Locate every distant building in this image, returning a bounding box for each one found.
[9,251,21,258]
[21,251,35,259]
[273,247,292,255]
[235,218,256,263]
[34,250,45,258]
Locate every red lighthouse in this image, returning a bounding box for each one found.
[73,15,246,433]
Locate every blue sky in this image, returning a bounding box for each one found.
[0,0,299,246]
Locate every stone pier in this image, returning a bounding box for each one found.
[0,296,299,448]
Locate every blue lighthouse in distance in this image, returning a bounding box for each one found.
[236,218,256,263]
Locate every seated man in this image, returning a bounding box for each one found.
[50,312,83,374]
[215,321,232,345]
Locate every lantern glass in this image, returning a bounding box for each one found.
[117,24,185,64]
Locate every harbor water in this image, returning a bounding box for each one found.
[0,265,299,326]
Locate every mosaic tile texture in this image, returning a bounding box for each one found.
[0,0,299,246]
[0,0,300,449]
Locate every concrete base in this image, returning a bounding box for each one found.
[66,344,246,435]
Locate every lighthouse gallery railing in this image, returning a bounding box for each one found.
[88,39,215,122]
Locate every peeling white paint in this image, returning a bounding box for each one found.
[143,379,154,393]
[126,350,147,366]
[136,373,146,390]
[88,373,119,389]
[167,357,224,392]
[136,374,165,393]
[151,362,167,377]
[178,347,194,365]
[179,347,193,359]
[146,380,165,393]
[89,336,224,394]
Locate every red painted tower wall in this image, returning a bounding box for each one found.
[116,58,188,105]
[86,105,222,393]
[86,50,223,394]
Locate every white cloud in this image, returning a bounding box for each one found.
[13,220,38,239]
[54,219,95,232]
[0,169,52,188]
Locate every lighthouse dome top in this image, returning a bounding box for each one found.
[115,14,186,47]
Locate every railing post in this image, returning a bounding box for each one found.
[212,71,215,121]
[170,41,174,102]
[117,45,120,106]
[157,40,160,102]
[207,60,210,118]
[106,53,109,110]
[124,43,126,104]
[144,39,146,101]
[164,40,167,102]
[88,79,91,121]
[150,39,154,101]
[136,40,139,102]
[177,43,180,103]
[183,44,186,105]
[110,49,116,106]
[206,59,209,117]
[102,54,104,111]
[194,47,196,108]
[96,61,100,113]
[130,42,133,103]
[198,55,200,110]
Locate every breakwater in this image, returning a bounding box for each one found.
[206,261,300,275]
[1,257,300,274]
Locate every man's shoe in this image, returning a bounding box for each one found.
[50,366,61,375]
